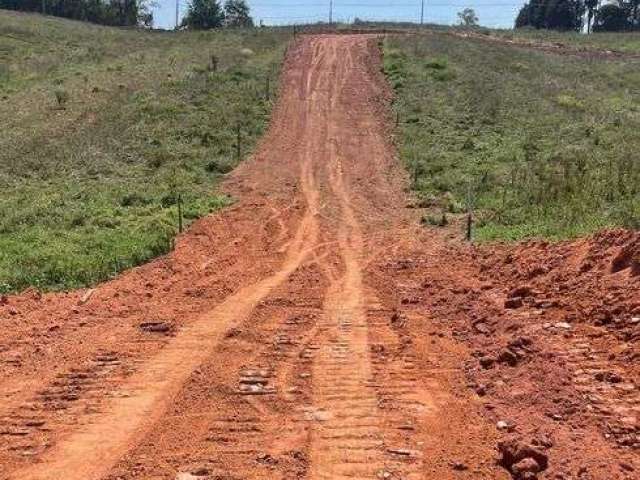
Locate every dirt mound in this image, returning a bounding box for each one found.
[611,234,640,276]
[374,227,639,479]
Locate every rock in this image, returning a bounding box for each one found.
[498,439,549,476]
[554,322,572,330]
[0,295,7,305]
[496,420,512,430]
[505,297,524,309]
[475,384,487,396]
[139,321,173,334]
[256,452,278,465]
[509,336,533,348]
[497,349,519,367]
[452,461,468,471]
[611,237,640,276]
[510,286,534,298]
[480,356,495,369]
[595,371,623,383]
[620,461,634,472]
[532,434,553,448]
[512,457,541,479]
[534,299,557,309]
[225,327,242,338]
[473,321,492,334]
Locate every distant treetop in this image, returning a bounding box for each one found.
[0,0,153,27]
[224,0,254,28]
[180,0,254,30]
[181,0,225,29]
[515,0,640,32]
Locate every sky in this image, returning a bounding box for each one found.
[152,0,524,30]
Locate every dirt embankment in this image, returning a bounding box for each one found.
[373,227,639,479]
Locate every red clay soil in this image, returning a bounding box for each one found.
[0,34,637,480]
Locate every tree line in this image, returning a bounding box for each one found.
[515,0,640,32]
[0,0,153,26]
[181,0,254,29]
[0,0,254,29]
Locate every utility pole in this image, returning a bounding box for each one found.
[42,0,46,14]
[329,0,333,25]
[175,0,180,29]
[420,0,425,25]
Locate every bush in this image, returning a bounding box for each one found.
[205,157,235,174]
[54,88,69,108]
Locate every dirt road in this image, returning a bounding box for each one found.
[0,34,500,480]
[0,34,638,480]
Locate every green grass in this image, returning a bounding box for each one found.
[384,32,640,242]
[0,11,290,292]
[487,27,640,54]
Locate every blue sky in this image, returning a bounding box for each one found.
[153,0,523,30]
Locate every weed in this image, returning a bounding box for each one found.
[54,88,69,108]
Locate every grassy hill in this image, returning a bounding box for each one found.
[0,11,289,292]
[385,30,640,241]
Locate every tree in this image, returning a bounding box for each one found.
[0,0,153,26]
[585,0,599,32]
[514,0,585,31]
[457,7,479,26]
[545,0,586,30]
[629,0,640,28]
[224,0,253,27]
[182,0,225,29]
[593,3,631,30]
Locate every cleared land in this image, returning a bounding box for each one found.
[386,30,640,241]
[0,16,638,480]
[0,11,288,292]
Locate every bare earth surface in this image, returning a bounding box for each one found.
[0,35,638,480]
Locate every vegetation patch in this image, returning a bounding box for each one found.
[385,32,640,242]
[0,12,289,292]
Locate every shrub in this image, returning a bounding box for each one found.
[54,88,69,109]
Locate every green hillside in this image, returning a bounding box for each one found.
[385,30,640,241]
[0,11,289,292]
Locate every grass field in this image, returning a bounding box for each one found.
[489,27,640,54]
[384,31,640,241]
[0,11,289,292]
